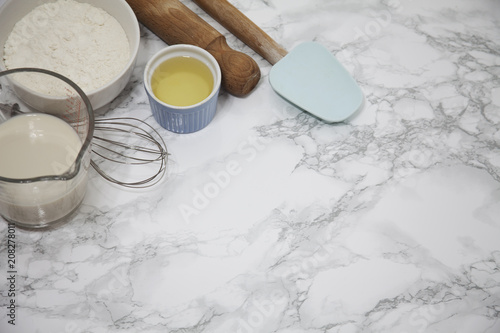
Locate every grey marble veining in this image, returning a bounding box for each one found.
[1,0,500,332]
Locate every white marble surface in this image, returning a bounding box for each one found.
[1,0,500,332]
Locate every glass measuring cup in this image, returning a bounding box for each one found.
[0,68,94,229]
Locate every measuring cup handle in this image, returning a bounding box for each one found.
[193,0,289,65]
[126,0,261,97]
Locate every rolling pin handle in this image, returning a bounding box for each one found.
[125,0,261,97]
[206,36,261,97]
[193,0,288,65]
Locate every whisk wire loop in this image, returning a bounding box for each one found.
[91,117,169,188]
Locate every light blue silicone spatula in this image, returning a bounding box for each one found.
[193,0,364,123]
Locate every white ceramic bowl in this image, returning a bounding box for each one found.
[0,0,140,110]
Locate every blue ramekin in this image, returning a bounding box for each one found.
[144,45,222,134]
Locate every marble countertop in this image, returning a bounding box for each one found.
[1,0,500,332]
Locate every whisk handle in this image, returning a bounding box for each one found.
[126,0,261,97]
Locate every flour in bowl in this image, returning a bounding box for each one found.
[3,0,130,95]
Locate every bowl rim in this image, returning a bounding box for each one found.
[0,0,141,99]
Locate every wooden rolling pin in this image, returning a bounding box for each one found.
[192,0,288,65]
[126,0,261,97]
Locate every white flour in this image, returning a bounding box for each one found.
[3,0,130,95]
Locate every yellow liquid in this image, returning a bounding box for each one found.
[151,56,214,107]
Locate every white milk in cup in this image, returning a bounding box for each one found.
[0,68,94,229]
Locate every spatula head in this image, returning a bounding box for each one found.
[269,42,363,123]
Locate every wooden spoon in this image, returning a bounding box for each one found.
[125,0,261,97]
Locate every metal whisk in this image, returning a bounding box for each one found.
[0,102,168,188]
[91,117,168,188]
[0,68,168,189]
